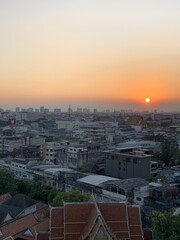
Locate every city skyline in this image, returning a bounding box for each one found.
[0,0,180,112]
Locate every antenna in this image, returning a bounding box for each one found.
[68,104,71,119]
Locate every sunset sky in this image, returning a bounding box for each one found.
[0,0,180,111]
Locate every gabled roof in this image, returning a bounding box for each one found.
[2,236,14,240]
[25,218,49,237]
[36,232,49,240]
[50,196,147,240]
[0,212,13,225]
[0,204,49,240]
[0,213,38,239]
[4,194,37,209]
[0,205,22,223]
[19,218,49,240]
[0,194,38,224]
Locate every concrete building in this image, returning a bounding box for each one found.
[10,158,34,180]
[54,108,61,114]
[41,142,62,164]
[56,120,78,131]
[67,144,88,169]
[117,140,161,153]
[0,136,25,154]
[26,136,45,146]
[105,147,151,179]
[103,178,149,206]
[16,112,42,122]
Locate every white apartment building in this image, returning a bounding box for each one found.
[67,145,88,169]
[10,158,34,180]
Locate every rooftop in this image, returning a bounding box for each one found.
[77,174,119,186]
[104,178,149,190]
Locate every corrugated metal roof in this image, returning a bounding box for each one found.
[77,175,119,186]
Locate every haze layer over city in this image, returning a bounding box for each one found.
[0,0,180,112]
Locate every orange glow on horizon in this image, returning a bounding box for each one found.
[0,1,180,112]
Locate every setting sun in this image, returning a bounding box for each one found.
[145,98,151,103]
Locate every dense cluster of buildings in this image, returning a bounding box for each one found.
[0,107,180,239]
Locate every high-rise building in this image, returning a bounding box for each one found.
[15,107,20,113]
[40,106,44,114]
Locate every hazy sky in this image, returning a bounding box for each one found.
[0,0,180,111]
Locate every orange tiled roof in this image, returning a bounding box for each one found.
[50,199,151,240]
[0,194,12,205]
[36,232,49,240]
[0,214,38,238]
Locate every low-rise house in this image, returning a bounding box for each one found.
[149,184,180,202]
[0,212,49,240]
[103,178,149,206]
[29,164,82,189]
[0,194,42,225]
[65,175,150,205]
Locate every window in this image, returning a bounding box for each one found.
[136,197,142,201]
[133,159,138,164]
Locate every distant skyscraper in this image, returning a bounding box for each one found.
[54,108,61,114]
[77,108,82,113]
[83,108,90,113]
[40,106,44,113]
[44,108,49,114]
[27,108,33,113]
[16,107,20,113]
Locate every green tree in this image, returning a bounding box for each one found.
[15,179,31,195]
[29,181,51,202]
[0,168,17,195]
[152,211,180,240]
[52,190,90,206]
[48,188,59,204]
[161,138,173,166]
